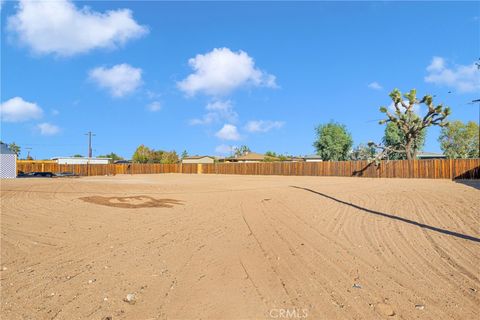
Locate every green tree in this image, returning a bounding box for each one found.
[150,150,165,163]
[132,145,152,163]
[98,152,124,162]
[161,151,179,164]
[439,120,479,158]
[181,150,188,159]
[264,151,288,161]
[382,121,426,160]
[378,88,450,160]
[72,154,83,158]
[8,142,21,156]
[234,145,251,157]
[313,122,353,161]
[350,143,376,160]
[132,145,179,164]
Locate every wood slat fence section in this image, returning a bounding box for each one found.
[203,159,480,179]
[16,159,480,179]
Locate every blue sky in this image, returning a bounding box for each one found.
[1,1,479,159]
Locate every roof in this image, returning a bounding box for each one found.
[183,156,214,160]
[416,152,446,158]
[51,157,112,160]
[234,152,278,161]
[0,143,15,155]
[114,160,132,164]
[303,154,323,159]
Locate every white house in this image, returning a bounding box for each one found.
[0,142,17,178]
[303,154,323,162]
[182,156,215,164]
[51,157,111,165]
[416,152,447,160]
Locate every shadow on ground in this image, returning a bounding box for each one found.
[454,179,480,191]
[290,185,480,244]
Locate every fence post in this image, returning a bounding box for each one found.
[197,164,203,174]
[450,159,453,180]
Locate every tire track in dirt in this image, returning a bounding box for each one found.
[239,201,296,306]
[258,202,358,318]
[264,194,384,318]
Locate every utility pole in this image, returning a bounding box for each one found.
[84,131,96,158]
[25,147,32,160]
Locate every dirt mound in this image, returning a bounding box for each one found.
[79,195,183,208]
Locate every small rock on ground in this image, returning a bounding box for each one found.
[124,293,136,304]
[375,303,395,316]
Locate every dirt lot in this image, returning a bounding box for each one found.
[1,174,479,319]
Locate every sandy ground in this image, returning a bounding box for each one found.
[1,174,479,320]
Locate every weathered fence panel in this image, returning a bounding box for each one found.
[181,164,198,174]
[15,159,480,179]
[16,163,181,176]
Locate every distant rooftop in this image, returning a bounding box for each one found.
[51,157,112,160]
[417,152,446,159]
[183,155,214,159]
[303,154,323,159]
[233,152,277,161]
[0,142,15,155]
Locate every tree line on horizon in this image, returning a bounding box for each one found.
[4,89,479,162]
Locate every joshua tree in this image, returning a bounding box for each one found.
[376,89,450,160]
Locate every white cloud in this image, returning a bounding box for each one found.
[89,64,142,97]
[245,120,285,133]
[177,47,277,96]
[425,56,480,93]
[37,122,60,136]
[146,90,161,100]
[0,97,43,122]
[190,100,238,125]
[189,114,216,126]
[147,101,161,112]
[8,0,148,56]
[426,56,445,72]
[368,81,382,90]
[206,100,232,112]
[215,144,236,155]
[215,124,240,141]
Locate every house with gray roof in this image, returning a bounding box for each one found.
[0,142,17,178]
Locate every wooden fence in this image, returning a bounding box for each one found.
[202,159,480,179]
[16,159,480,180]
